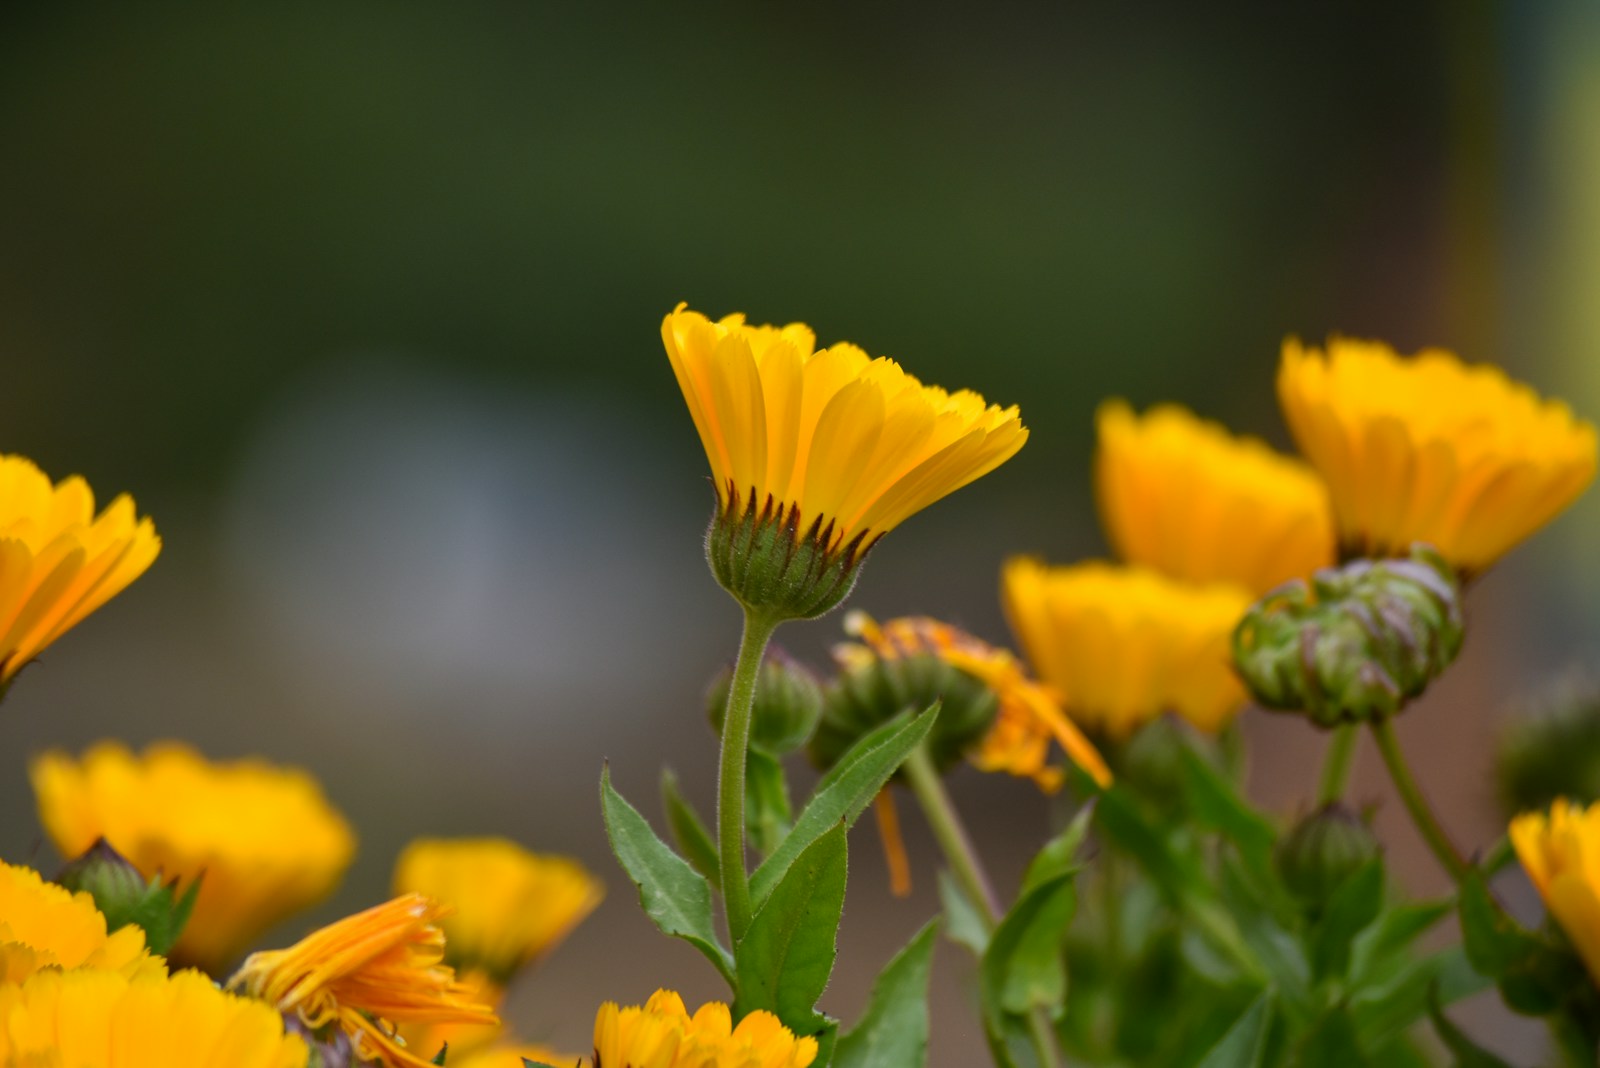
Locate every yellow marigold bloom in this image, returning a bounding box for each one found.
[1278,337,1598,573]
[592,989,817,1068]
[393,837,603,983]
[663,304,1028,619]
[30,740,356,974]
[1510,799,1600,983]
[0,455,159,686]
[229,893,499,1068]
[840,612,1110,791]
[1002,557,1253,739]
[0,968,308,1067]
[0,859,158,984]
[1095,400,1334,594]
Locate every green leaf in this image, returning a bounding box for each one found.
[1178,741,1277,875]
[1348,899,1451,985]
[746,748,793,857]
[661,768,720,884]
[982,873,1075,1026]
[833,921,939,1068]
[432,1044,448,1065]
[1427,983,1514,1067]
[735,823,847,1034]
[1019,800,1096,896]
[938,871,991,957]
[1349,946,1490,1050]
[1294,1009,1368,1068]
[750,704,938,906]
[1194,992,1273,1068]
[600,766,734,985]
[1457,872,1583,1016]
[1311,859,1385,981]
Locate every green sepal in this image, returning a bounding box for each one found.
[833,921,939,1068]
[600,765,734,985]
[431,1044,448,1066]
[660,768,720,884]
[734,823,847,1037]
[706,488,870,621]
[751,703,938,907]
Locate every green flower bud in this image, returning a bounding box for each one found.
[811,651,998,774]
[706,647,825,756]
[56,838,199,957]
[706,491,873,622]
[1275,803,1381,910]
[1496,675,1600,819]
[1232,544,1464,726]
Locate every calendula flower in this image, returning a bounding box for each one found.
[1277,337,1598,574]
[663,304,1028,620]
[229,893,499,1068]
[592,989,817,1068]
[393,837,603,984]
[1510,798,1600,983]
[834,612,1110,792]
[1003,557,1252,739]
[0,455,159,687]
[31,740,356,974]
[1095,400,1334,594]
[0,859,159,984]
[0,968,307,1067]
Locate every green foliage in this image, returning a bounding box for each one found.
[1194,993,1273,1068]
[833,921,940,1068]
[1426,986,1515,1068]
[600,766,734,985]
[745,749,794,856]
[55,838,200,957]
[981,872,1077,1068]
[660,767,720,883]
[1457,872,1589,1017]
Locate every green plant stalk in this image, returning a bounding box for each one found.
[718,610,780,944]
[1371,718,1469,881]
[1317,723,1360,804]
[903,745,1060,1068]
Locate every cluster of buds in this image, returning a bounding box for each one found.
[1232,544,1464,726]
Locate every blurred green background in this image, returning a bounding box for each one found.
[1,3,1597,1062]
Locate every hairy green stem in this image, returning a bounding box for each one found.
[903,745,1060,1068]
[1371,718,1469,881]
[717,610,779,943]
[1317,723,1360,804]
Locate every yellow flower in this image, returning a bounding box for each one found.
[0,455,159,686]
[663,304,1027,619]
[839,612,1110,791]
[1002,557,1252,739]
[0,860,159,984]
[1510,799,1600,983]
[393,837,603,983]
[1278,337,1598,573]
[229,893,499,1068]
[0,967,307,1067]
[30,740,356,975]
[592,989,817,1068]
[453,1045,584,1068]
[1095,400,1334,594]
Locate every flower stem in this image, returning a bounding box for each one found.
[902,745,1060,1068]
[718,610,779,944]
[1317,723,1359,804]
[1370,718,1469,881]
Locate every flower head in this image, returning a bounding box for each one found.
[1095,400,1334,594]
[664,304,1027,620]
[229,893,499,1068]
[1278,338,1597,574]
[0,455,159,686]
[1002,558,1252,739]
[31,740,356,974]
[0,859,158,984]
[0,968,307,1067]
[393,837,602,984]
[1510,799,1600,983]
[593,989,817,1068]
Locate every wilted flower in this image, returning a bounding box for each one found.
[592,989,817,1068]
[1002,558,1252,739]
[0,455,160,688]
[1510,799,1600,984]
[1277,337,1597,574]
[229,893,498,1068]
[1096,400,1334,594]
[663,304,1027,620]
[0,968,307,1067]
[31,740,356,973]
[0,859,159,984]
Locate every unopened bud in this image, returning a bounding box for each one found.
[1232,544,1463,726]
[706,647,825,756]
[1496,675,1600,819]
[56,838,199,957]
[1275,803,1381,910]
[811,651,997,774]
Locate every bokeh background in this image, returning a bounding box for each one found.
[2,3,1598,1062]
